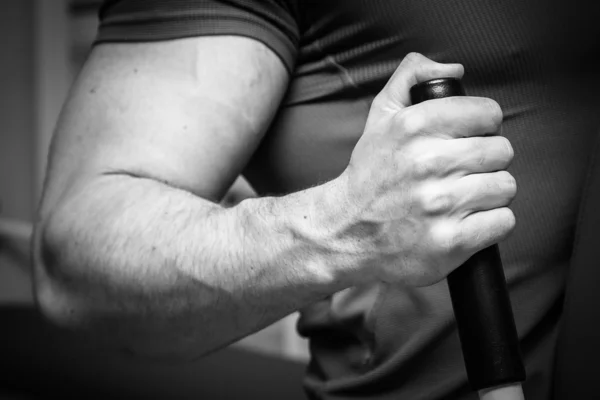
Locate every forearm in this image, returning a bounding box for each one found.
[34,173,352,360]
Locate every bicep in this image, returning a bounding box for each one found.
[41,35,289,214]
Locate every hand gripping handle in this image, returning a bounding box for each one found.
[410,78,526,391]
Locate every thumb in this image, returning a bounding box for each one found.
[375,53,464,112]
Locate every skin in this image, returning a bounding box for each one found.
[480,384,525,400]
[32,37,516,361]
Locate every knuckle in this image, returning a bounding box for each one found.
[495,208,517,241]
[471,138,487,166]
[418,184,453,214]
[395,108,426,135]
[370,93,387,112]
[502,207,517,231]
[500,171,518,197]
[412,150,441,178]
[499,136,515,162]
[430,222,462,255]
[483,98,503,128]
[493,207,516,241]
[403,52,425,66]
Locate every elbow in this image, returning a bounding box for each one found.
[32,210,89,331]
[31,220,131,356]
[31,206,211,363]
[31,213,204,363]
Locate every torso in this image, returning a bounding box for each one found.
[244,0,600,398]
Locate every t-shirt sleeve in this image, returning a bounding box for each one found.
[95,0,300,74]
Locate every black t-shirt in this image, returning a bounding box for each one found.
[95,1,600,399]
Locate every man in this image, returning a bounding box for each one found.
[32,1,600,399]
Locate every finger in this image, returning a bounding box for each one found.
[375,52,464,111]
[417,171,516,216]
[396,96,503,140]
[452,171,517,217]
[456,207,516,254]
[433,136,514,176]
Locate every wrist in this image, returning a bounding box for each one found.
[227,188,350,297]
[282,173,371,288]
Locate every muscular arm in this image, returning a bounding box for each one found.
[33,36,352,360]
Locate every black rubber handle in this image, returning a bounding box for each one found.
[410,78,526,391]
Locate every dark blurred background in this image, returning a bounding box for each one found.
[0,1,308,398]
